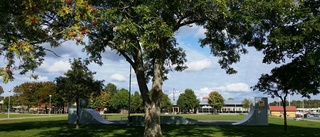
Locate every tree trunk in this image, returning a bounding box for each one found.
[144,102,162,137]
[282,97,287,131]
[75,98,80,129]
[280,94,288,131]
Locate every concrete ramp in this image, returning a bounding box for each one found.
[232,97,268,125]
[232,109,255,125]
[68,108,114,125]
[82,109,114,124]
[67,99,114,125]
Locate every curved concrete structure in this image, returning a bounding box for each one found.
[232,97,268,125]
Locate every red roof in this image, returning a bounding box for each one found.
[202,97,209,100]
[269,106,296,111]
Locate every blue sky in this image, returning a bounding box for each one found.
[1,24,317,103]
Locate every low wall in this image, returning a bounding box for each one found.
[131,116,198,126]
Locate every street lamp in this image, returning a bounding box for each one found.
[49,95,52,116]
[128,65,132,125]
[8,90,11,119]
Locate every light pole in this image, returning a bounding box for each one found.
[128,65,132,124]
[8,90,11,119]
[49,95,52,116]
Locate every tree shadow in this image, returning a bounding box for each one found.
[161,124,320,137]
[1,120,319,137]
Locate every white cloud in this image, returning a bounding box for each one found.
[39,60,70,73]
[193,83,251,99]
[194,26,206,39]
[111,73,126,82]
[215,83,250,92]
[32,76,49,81]
[186,59,212,71]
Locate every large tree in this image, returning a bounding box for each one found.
[208,91,224,114]
[251,0,319,131]
[55,58,104,129]
[12,81,56,112]
[177,89,199,113]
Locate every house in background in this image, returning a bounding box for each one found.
[269,106,297,117]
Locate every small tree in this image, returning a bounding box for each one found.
[161,93,172,113]
[208,91,224,114]
[89,91,111,110]
[130,91,143,113]
[242,98,253,112]
[104,83,117,96]
[110,88,129,113]
[177,89,199,113]
[55,58,104,129]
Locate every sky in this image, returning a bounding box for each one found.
[1,24,318,104]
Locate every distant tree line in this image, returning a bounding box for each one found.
[269,100,320,108]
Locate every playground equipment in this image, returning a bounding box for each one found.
[68,99,113,125]
[232,97,268,125]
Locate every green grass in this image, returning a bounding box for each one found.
[0,114,319,137]
[0,113,66,119]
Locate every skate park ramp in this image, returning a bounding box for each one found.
[68,100,115,125]
[232,97,268,125]
[68,108,114,124]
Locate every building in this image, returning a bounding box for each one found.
[198,97,250,114]
[169,97,250,114]
[269,106,297,117]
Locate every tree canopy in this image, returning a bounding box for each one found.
[177,89,199,113]
[12,81,56,109]
[110,88,129,112]
[241,98,252,110]
[160,93,173,112]
[130,91,143,113]
[208,91,224,113]
[104,83,118,96]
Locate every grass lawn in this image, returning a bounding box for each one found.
[0,114,319,137]
[0,113,66,119]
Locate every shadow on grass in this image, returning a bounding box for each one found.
[1,120,319,137]
[162,124,320,137]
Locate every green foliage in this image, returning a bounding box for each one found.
[177,89,199,112]
[241,98,252,109]
[208,91,225,110]
[12,81,56,108]
[89,91,111,109]
[104,83,117,95]
[130,91,143,112]
[0,86,3,95]
[2,0,318,135]
[161,93,172,111]
[55,58,104,101]
[110,88,129,110]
